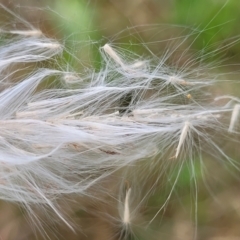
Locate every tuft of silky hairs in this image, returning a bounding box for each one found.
[0,4,240,240]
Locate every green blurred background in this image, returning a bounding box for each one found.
[0,0,240,239]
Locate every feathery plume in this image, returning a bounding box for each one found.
[0,5,239,239]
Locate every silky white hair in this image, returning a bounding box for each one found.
[0,5,239,239]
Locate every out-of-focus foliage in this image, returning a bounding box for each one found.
[45,0,240,72]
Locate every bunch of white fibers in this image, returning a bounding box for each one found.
[0,9,240,239]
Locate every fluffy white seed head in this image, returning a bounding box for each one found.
[229,104,240,132]
[5,29,43,37]
[175,121,191,158]
[122,187,131,225]
[0,7,239,237]
[102,43,125,68]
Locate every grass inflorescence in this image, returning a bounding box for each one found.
[0,4,239,240]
